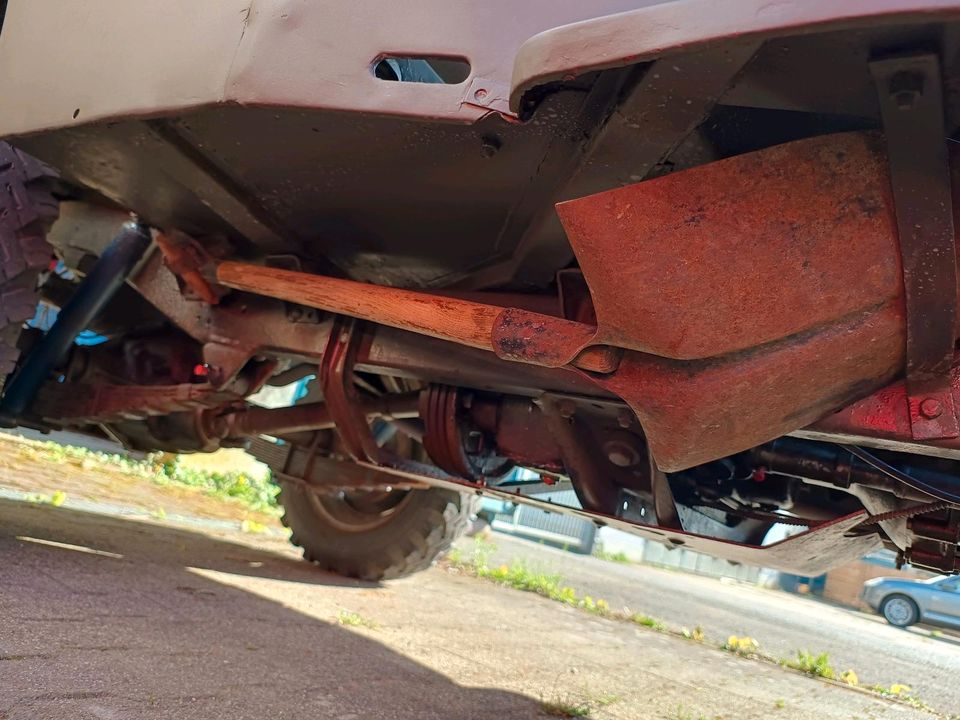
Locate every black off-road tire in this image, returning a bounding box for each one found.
[279,483,474,581]
[0,144,57,389]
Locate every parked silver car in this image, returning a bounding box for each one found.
[862,576,960,628]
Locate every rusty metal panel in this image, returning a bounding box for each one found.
[799,357,960,460]
[871,54,959,440]
[557,131,904,360]
[590,302,906,472]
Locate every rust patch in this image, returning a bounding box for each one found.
[586,302,906,472]
[556,131,903,360]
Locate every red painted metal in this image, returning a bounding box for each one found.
[319,317,382,463]
[155,231,220,305]
[216,260,620,373]
[31,381,235,423]
[871,54,959,441]
[591,303,906,472]
[199,392,420,442]
[556,131,904,360]
[800,355,960,458]
[420,385,476,478]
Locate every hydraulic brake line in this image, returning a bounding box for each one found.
[841,444,960,504]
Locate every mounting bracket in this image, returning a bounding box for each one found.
[871,53,959,440]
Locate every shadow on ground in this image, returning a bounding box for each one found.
[0,499,542,719]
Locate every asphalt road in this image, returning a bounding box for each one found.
[0,498,937,720]
[479,533,960,715]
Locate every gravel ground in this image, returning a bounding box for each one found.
[475,533,960,715]
[0,497,939,720]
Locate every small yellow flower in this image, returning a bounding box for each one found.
[840,670,859,686]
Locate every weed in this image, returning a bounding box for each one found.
[723,635,759,656]
[539,691,618,719]
[631,613,666,632]
[593,547,631,564]
[19,439,280,513]
[23,490,66,506]
[782,650,835,679]
[477,561,583,607]
[452,541,929,714]
[336,609,378,629]
[240,518,269,534]
[865,682,931,710]
[579,595,611,615]
[839,669,859,686]
[773,698,786,709]
[540,697,592,718]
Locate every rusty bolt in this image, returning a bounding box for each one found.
[604,439,641,468]
[617,409,633,428]
[919,397,943,419]
[889,71,924,110]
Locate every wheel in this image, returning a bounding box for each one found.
[880,594,920,628]
[0,144,58,390]
[279,481,474,581]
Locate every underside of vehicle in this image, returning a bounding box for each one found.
[2,0,960,580]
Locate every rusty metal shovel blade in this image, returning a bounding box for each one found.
[556,131,904,360]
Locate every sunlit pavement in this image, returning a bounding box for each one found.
[0,498,938,720]
[476,533,960,715]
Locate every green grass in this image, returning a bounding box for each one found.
[539,691,619,718]
[540,697,592,718]
[155,456,279,512]
[17,440,279,513]
[449,540,661,627]
[781,650,835,679]
[592,547,631,564]
[450,541,939,715]
[336,609,379,629]
[631,613,665,631]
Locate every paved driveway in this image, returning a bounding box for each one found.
[480,533,960,715]
[0,499,938,720]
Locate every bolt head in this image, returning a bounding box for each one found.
[558,400,576,419]
[919,397,943,419]
[603,439,640,468]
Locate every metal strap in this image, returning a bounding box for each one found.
[871,54,959,440]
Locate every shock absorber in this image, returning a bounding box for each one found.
[0,220,152,420]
